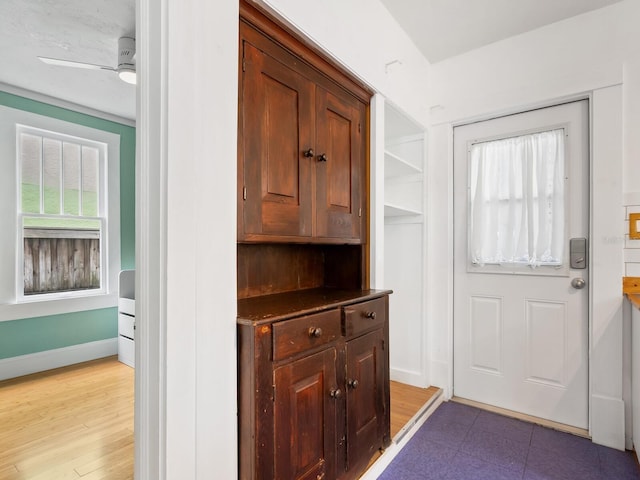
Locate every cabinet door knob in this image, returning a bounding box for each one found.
[317,153,328,162]
[329,388,342,399]
[303,148,314,158]
[364,311,376,320]
[347,379,359,389]
[308,327,323,338]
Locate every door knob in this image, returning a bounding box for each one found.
[347,379,359,389]
[303,148,314,158]
[329,388,342,399]
[317,153,327,162]
[571,277,586,289]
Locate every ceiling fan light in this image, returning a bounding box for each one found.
[118,68,136,85]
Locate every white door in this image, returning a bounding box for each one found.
[453,101,589,429]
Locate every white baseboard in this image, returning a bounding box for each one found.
[390,367,427,387]
[591,394,626,450]
[0,338,118,381]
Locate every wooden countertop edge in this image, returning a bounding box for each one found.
[623,277,640,309]
[237,288,392,325]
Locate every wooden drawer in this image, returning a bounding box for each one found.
[343,297,385,338]
[273,310,341,361]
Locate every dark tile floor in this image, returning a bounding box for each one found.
[378,401,640,479]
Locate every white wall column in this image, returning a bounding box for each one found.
[136,0,239,478]
[590,85,625,449]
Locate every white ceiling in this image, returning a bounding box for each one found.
[0,0,135,120]
[0,0,624,121]
[379,0,624,63]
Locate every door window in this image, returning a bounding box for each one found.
[469,128,565,269]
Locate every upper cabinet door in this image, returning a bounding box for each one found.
[240,42,314,239]
[315,88,365,241]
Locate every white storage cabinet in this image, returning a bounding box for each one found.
[118,270,135,367]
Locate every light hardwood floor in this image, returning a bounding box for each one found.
[0,358,438,479]
[0,356,134,480]
[390,381,440,439]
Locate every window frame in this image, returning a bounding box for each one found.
[0,105,120,321]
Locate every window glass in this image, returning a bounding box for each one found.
[43,137,62,215]
[18,127,106,296]
[469,128,565,267]
[82,146,99,217]
[63,142,81,216]
[20,133,41,214]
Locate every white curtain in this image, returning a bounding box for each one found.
[469,129,565,267]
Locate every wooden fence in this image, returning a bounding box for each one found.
[23,228,100,295]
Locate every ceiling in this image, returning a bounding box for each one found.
[379,0,624,63]
[0,0,624,121]
[0,0,136,120]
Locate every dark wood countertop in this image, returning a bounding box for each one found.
[237,287,392,325]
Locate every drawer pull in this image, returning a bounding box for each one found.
[308,327,323,338]
[330,388,342,399]
[364,311,377,320]
[347,379,359,389]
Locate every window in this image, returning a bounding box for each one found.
[17,126,108,299]
[469,128,565,268]
[0,104,121,320]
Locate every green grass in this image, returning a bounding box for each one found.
[22,182,98,223]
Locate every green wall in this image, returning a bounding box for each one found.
[0,91,135,360]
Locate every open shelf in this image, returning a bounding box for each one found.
[385,150,422,177]
[384,202,422,217]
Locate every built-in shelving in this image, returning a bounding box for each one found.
[381,100,428,388]
[384,203,423,217]
[384,149,422,177]
[384,107,425,218]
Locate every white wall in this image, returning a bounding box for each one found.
[427,0,640,449]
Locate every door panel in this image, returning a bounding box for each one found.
[525,299,567,387]
[469,295,502,374]
[274,348,337,480]
[453,100,589,429]
[316,87,363,240]
[242,42,313,238]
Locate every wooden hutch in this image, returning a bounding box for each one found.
[237,2,391,479]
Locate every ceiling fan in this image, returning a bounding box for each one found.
[38,37,136,85]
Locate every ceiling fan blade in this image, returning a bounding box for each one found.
[38,56,116,72]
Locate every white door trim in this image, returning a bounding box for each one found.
[135,0,168,478]
[136,1,241,478]
[442,87,625,449]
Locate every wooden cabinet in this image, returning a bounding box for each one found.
[237,4,386,479]
[343,299,388,473]
[274,347,338,480]
[237,290,391,480]
[238,8,368,244]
